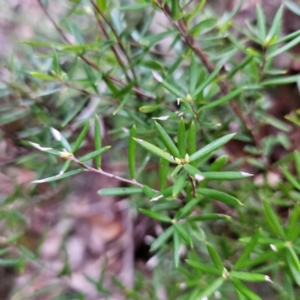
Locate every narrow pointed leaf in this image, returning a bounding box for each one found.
[134,138,175,163]
[198,188,242,206]
[232,278,262,300]
[178,118,186,158]
[176,198,202,219]
[256,5,266,41]
[72,120,90,153]
[198,87,243,111]
[159,158,169,190]
[186,260,222,276]
[193,278,224,299]
[281,167,300,190]
[294,151,300,179]
[98,187,142,196]
[94,116,102,169]
[266,5,283,42]
[174,223,192,247]
[139,209,172,223]
[173,228,180,267]
[206,243,223,270]
[187,121,196,166]
[263,201,286,238]
[286,246,300,272]
[286,249,300,286]
[50,127,72,152]
[287,203,300,241]
[171,0,179,20]
[187,213,231,222]
[150,226,173,252]
[155,122,180,158]
[189,54,198,94]
[172,174,186,197]
[189,133,236,162]
[128,125,136,180]
[79,146,111,162]
[235,229,261,270]
[32,169,83,183]
[268,34,300,58]
[230,271,271,282]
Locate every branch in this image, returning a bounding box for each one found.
[36,0,154,100]
[156,2,260,147]
[90,0,138,83]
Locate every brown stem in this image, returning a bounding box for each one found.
[36,0,154,100]
[157,2,260,147]
[90,0,138,83]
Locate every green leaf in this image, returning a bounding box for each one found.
[96,0,106,11]
[72,120,90,153]
[198,87,243,112]
[287,203,300,241]
[206,243,224,270]
[28,71,56,81]
[141,30,177,47]
[281,167,300,190]
[159,158,169,190]
[173,228,180,267]
[118,3,151,11]
[263,201,286,239]
[150,226,174,252]
[113,93,130,115]
[142,185,156,199]
[187,0,206,23]
[94,116,102,169]
[286,246,300,272]
[189,18,218,35]
[187,213,231,222]
[232,278,262,300]
[186,260,222,276]
[32,169,83,183]
[192,66,222,98]
[286,248,300,286]
[50,127,72,152]
[134,138,175,163]
[172,175,186,198]
[261,75,300,86]
[184,164,252,181]
[128,125,136,180]
[235,229,261,270]
[98,187,142,196]
[187,121,196,166]
[295,151,300,179]
[177,118,186,158]
[79,146,111,162]
[266,5,283,43]
[174,223,192,247]
[198,188,242,206]
[171,0,179,20]
[152,72,185,98]
[256,5,266,41]
[176,198,202,219]
[230,271,271,282]
[139,105,161,113]
[193,278,224,299]
[139,209,172,223]
[286,1,300,16]
[189,54,198,94]
[189,133,236,162]
[268,34,300,58]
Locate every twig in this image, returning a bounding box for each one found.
[156,2,260,147]
[90,0,138,83]
[36,0,154,100]
[71,156,153,189]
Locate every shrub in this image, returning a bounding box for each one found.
[1,0,300,299]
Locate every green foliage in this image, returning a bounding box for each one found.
[2,0,300,299]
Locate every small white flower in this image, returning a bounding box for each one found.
[195,174,205,181]
[150,195,163,202]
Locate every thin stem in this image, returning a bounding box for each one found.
[90,0,138,83]
[71,156,150,189]
[36,0,154,101]
[156,2,260,147]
